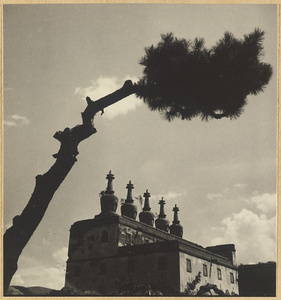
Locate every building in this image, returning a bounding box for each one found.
[238,262,276,296]
[65,171,239,295]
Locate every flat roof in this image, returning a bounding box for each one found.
[70,214,237,269]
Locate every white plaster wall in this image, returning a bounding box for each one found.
[179,252,239,295]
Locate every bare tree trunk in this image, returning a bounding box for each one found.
[3,80,137,294]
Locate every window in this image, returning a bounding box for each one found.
[101,231,108,243]
[125,233,131,245]
[203,264,208,277]
[230,272,234,283]
[127,260,136,273]
[99,263,107,275]
[186,258,192,273]
[158,256,168,270]
[217,268,222,280]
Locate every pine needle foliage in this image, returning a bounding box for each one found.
[136,29,272,121]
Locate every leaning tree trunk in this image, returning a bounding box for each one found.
[3,80,137,294]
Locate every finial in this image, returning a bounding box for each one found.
[105,170,115,194]
[172,204,180,224]
[158,197,166,218]
[143,189,151,211]
[170,204,183,237]
[139,189,154,226]
[125,180,134,203]
[121,180,137,219]
[126,180,134,189]
[99,171,118,215]
[155,197,169,232]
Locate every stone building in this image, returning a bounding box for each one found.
[65,171,239,295]
[238,262,276,296]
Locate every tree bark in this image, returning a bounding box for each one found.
[3,80,137,294]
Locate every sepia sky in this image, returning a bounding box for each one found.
[3,3,277,289]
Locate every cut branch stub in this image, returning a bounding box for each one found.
[81,80,137,123]
[4,80,138,295]
[52,80,137,159]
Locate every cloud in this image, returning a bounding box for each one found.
[42,238,51,247]
[11,274,25,286]
[4,114,30,127]
[11,263,65,290]
[211,207,276,264]
[10,249,68,290]
[234,183,247,189]
[206,184,247,202]
[160,191,184,200]
[207,193,224,201]
[150,191,185,202]
[52,247,68,265]
[75,76,142,119]
[4,221,13,232]
[248,193,276,216]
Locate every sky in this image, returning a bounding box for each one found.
[3,3,277,290]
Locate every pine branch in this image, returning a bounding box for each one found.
[3,80,137,294]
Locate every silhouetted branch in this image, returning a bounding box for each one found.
[3,80,137,294]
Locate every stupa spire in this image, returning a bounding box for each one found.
[121,180,137,219]
[158,197,166,218]
[170,204,183,238]
[139,189,154,226]
[143,189,151,211]
[125,180,134,203]
[155,197,169,232]
[99,171,118,216]
[172,204,180,224]
[105,170,114,194]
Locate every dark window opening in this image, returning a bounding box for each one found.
[230,272,234,283]
[127,260,136,273]
[158,257,168,271]
[217,268,222,280]
[101,231,108,243]
[203,264,208,277]
[99,263,107,275]
[186,258,192,273]
[125,233,131,245]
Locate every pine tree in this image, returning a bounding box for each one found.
[4,29,272,294]
[136,29,272,121]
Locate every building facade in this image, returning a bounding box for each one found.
[238,262,276,296]
[65,171,239,295]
